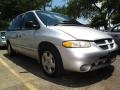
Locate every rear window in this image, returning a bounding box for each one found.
[1,32,5,36]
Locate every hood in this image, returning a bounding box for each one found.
[49,26,112,41]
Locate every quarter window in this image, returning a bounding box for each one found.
[8,15,23,30]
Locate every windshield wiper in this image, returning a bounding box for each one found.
[54,20,83,26]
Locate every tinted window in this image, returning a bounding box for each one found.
[8,15,23,30]
[36,11,82,26]
[22,12,39,30]
[112,25,120,32]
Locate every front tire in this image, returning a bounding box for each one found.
[39,45,63,77]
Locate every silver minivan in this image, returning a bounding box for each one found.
[0,31,6,47]
[6,10,117,76]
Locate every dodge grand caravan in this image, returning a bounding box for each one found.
[6,10,117,76]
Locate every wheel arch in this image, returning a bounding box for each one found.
[38,41,63,67]
[38,41,64,76]
[38,41,61,57]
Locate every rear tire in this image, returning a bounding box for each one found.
[7,43,15,56]
[39,44,63,77]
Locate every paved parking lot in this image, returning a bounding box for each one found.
[0,49,120,90]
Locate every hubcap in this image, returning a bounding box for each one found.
[42,51,55,74]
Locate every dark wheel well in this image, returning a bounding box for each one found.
[38,42,64,76]
[38,42,61,56]
[38,42,62,59]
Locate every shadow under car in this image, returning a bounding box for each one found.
[3,53,114,88]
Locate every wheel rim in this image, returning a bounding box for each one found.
[42,51,55,74]
[7,44,11,55]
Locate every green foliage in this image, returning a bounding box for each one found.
[52,6,67,15]
[58,0,120,30]
[66,0,100,18]
[111,13,120,25]
[0,0,52,30]
[90,15,107,29]
[0,20,9,30]
[0,0,52,20]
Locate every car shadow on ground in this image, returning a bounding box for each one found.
[4,54,114,88]
[0,46,6,50]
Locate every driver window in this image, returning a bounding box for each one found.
[22,12,39,30]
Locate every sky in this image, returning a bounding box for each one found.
[52,0,65,7]
[52,0,89,24]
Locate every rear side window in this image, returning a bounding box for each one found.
[8,14,23,31]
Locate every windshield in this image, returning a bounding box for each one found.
[36,11,82,26]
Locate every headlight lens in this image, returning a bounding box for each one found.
[63,41,91,48]
[1,36,5,39]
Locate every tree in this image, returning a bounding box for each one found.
[0,0,52,20]
[63,0,120,30]
[0,0,52,30]
[52,6,67,15]
[111,13,120,24]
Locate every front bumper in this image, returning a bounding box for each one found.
[57,45,117,72]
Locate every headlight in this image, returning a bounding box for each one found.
[63,40,91,48]
[1,36,5,39]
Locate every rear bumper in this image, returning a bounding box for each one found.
[0,40,6,46]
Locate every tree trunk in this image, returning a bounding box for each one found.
[104,24,108,30]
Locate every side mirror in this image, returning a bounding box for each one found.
[25,21,40,29]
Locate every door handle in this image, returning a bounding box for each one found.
[19,34,21,38]
[16,34,21,38]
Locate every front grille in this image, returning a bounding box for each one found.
[94,38,115,50]
[99,45,108,50]
[95,40,105,44]
[110,44,114,48]
[108,39,112,43]
[91,59,111,68]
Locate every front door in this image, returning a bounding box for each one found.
[19,12,40,57]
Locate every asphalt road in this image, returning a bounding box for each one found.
[0,49,120,90]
